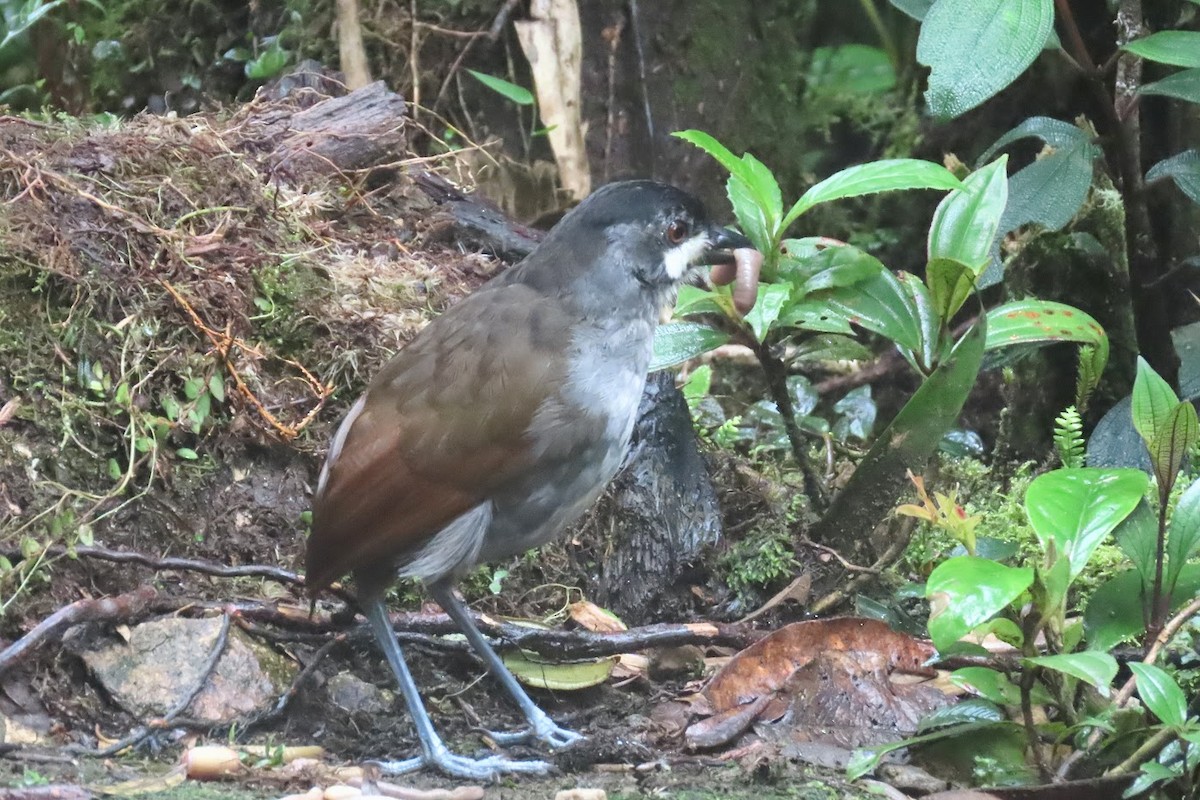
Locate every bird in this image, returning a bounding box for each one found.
[305,179,757,780]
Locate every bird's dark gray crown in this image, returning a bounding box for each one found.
[559,180,710,233]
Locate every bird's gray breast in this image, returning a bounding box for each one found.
[478,315,655,562]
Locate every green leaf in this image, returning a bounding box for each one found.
[208,374,226,403]
[1150,401,1197,494]
[727,175,775,253]
[744,284,792,342]
[817,267,925,354]
[797,245,887,295]
[783,160,962,227]
[1085,569,1146,650]
[1129,662,1188,727]
[926,258,977,322]
[673,130,749,184]
[650,322,731,371]
[1025,468,1149,580]
[673,284,730,318]
[808,44,897,94]
[467,70,534,105]
[898,271,938,369]
[890,0,934,20]
[778,299,855,334]
[928,157,1009,274]
[1122,32,1200,68]
[1140,68,1200,105]
[1002,139,1097,233]
[984,300,1109,387]
[1025,652,1118,694]
[927,556,1034,651]
[1132,355,1181,450]
[917,0,1056,118]
[1166,478,1200,594]
[245,41,291,80]
[176,447,199,460]
[917,698,1006,731]
[1115,500,1158,590]
[791,334,874,363]
[183,378,204,401]
[950,667,1023,705]
[501,650,616,690]
[808,316,986,553]
[978,116,1092,165]
[1147,150,1200,206]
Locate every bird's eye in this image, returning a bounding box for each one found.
[666,219,689,245]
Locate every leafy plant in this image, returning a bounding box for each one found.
[854,357,1200,786]
[657,131,1108,552]
[898,0,1200,385]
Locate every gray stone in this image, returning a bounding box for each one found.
[81,616,295,722]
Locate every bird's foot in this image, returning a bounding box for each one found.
[485,712,584,749]
[372,746,553,780]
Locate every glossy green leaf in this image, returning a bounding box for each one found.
[1083,564,1200,651]
[501,650,616,690]
[1150,400,1197,493]
[917,0,1055,118]
[745,284,792,342]
[1129,662,1188,727]
[1140,68,1200,105]
[1034,556,1072,616]
[1115,500,1158,590]
[984,300,1109,381]
[818,268,925,354]
[1085,569,1146,650]
[928,157,1009,273]
[1122,31,1200,68]
[797,245,887,295]
[727,175,774,253]
[898,271,939,369]
[778,299,855,334]
[1132,355,1181,450]
[1025,468,1149,579]
[847,721,1006,779]
[674,130,750,186]
[926,258,976,321]
[927,556,1034,651]
[950,667,1022,705]
[790,334,874,363]
[1147,150,1200,206]
[650,322,731,371]
[467,70,534,105]
[1166,477,1200,593]
[809,316,986,557]
[1025,652,1118,694]
[673,284,730,318]
[783,160,962,226]
[176,447,199,460]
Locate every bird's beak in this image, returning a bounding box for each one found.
[703,226,754,265]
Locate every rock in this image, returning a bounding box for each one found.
[554,790,606,800]
[326,673,393,714]
[79,616,295,722]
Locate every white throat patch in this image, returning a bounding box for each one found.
[662,234,712,281]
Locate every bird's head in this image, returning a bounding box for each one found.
[514,180,753,313]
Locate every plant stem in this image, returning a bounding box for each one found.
[859,0,900,71]
[1150,484,1169,643]
[751,338,827,510]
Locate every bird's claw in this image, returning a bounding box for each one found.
[485,717,584,749]
[372,748,553,781]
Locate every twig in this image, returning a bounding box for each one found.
[160,279,332,440]
[10,544,307,587]
[0,587,157,676]
[69,614,232,757]
[808,515,915,615]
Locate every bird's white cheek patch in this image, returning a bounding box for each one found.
[662,236,712,280]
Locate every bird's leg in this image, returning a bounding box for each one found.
[428,581,584,749]
[361,598,554,779]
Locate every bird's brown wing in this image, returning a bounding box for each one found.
[305,283,571,594]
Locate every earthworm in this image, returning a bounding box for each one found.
[710,247,762,315]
